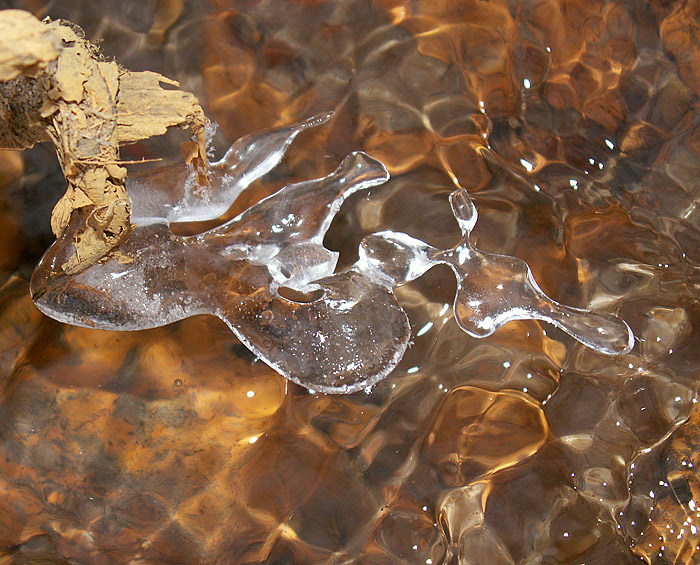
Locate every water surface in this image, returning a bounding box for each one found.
[2,0,700,563]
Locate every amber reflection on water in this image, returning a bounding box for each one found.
[2,0,700,563]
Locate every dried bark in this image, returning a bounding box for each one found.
[0,9,209,273]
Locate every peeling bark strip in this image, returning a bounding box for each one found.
[0,9,209,273]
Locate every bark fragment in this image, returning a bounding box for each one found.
[0,9,209,273]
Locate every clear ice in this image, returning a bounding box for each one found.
[30,115,634,394]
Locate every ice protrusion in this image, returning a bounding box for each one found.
[128,112,334,225]
[32,149,399,394]
[356,188,634,356]
[434,189,634,355]
[31,115,634,395]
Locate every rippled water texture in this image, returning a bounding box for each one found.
[2,0,700,563]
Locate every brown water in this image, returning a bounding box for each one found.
[2,0,700,563]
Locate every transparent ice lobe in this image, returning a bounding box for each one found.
[30,115,634,395]
[127,112,334,225]
[356,189,634,356]
[212,151,391,290]
[433,189,634,355]
[31,149,401,393]
[357,231,435,286]
[225,270,410,394]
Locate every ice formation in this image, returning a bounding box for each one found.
[30,115,634,393]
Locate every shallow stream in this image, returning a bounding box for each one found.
[2,1,700,563]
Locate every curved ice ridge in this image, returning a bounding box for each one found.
[31,114,634,394]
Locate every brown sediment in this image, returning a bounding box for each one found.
[0,9,209,274]
[628,399,700,563]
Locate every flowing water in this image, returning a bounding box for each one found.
[2,0,700,563]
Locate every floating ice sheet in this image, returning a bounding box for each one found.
[31,116,634,393]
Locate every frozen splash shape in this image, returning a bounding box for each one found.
[31,115,634,394]
[127,112,335,226]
